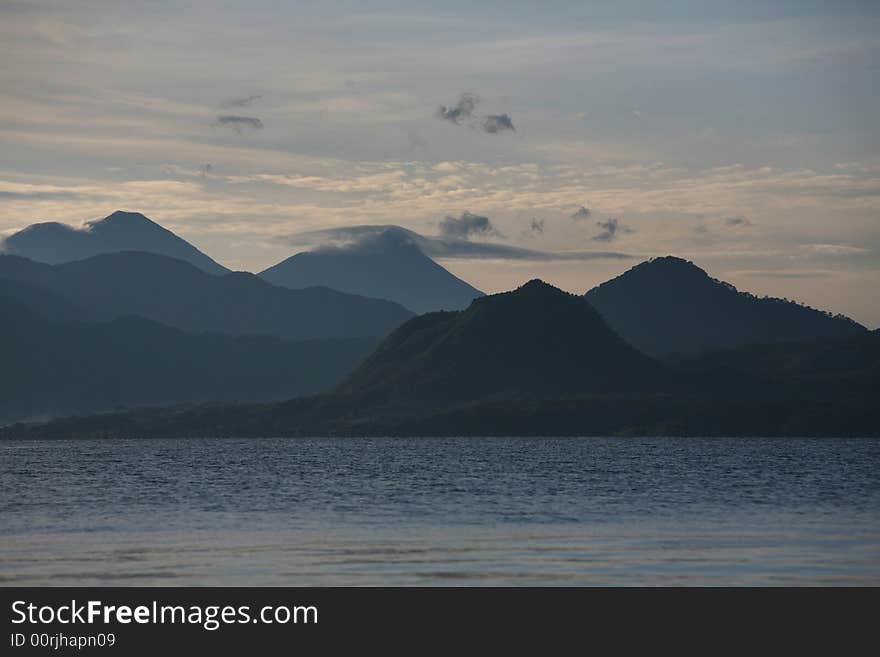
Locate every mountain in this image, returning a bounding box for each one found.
[0,251,413,340]
[4,279,877,439]
[585,256,866,358]
[259,227,483,314]
[1,210,229,274]
[336,279,668,406]
[0,295,379,425]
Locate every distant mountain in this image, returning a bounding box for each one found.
[336,279,668,405]
[585,256,866,358]
[2,210,229,274]
[260,227,483,314]
[0,295,378,425]
[0,251,413,340]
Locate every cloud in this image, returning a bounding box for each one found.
[218,95,262,109]
[733,270,835,279]
[482,113,515,134]
[438,211,502,240]
[570,206,591,220]
[437,92,479,124]
[437,93,515,133]
[213,115,264,133]
[592,217,633,242]
[725,215,752,227]
[0,190,82,200]
[803,243,870,255]
[285,225,632,262]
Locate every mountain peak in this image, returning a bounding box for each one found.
[516,278,562,294]
[3,211,229,275]
[260,226,483,314]
[338,278,663,403]
[586,256,865,357]
[90,210,154,227]
[321,226,424,256]
[9,221,80,237]
[630,255,709,277]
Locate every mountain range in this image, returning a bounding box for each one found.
[260,226,483,314]
[1,210,876,436]
[2,210,229,275]
[4,212,485,314]
[0,251,412,340]
[5,279,875,438]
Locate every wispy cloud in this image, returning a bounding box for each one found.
[803,243,870,256]
[438,211,502,240]
[592,217,633,242]
[285,224,631,262]
[732,269,835,279]
[0,189,82,200]
[570,206,591,220]
[213,115,264,133]
[437,92,479,124]
[482,113,515,134]
[437,92,515,134]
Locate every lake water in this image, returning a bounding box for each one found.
[1,436,879,585]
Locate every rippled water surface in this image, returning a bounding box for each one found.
[1,437,878,585]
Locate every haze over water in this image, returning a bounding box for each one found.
[2,437,878,586]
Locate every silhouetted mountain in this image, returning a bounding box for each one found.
[2,210,229,274]
[0,296,378,425]
[4,281,877,439]
[336,279,668,405]
[585,256,866,358]
[260,227,483,313]
[0,252,413,340]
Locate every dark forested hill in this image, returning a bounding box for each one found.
[585,256,865,358]
[336,279,669,406]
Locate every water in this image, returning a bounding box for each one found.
[1,436,878,585]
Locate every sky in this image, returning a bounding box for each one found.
[1,0,879,326]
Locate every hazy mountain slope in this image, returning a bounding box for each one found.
[0,275,83,321]
[585,256,865,358]
[2,210,229,275]
[0,296,379,425]
[0,251,413,340]
[260,227,483,314]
